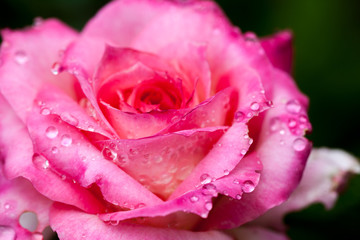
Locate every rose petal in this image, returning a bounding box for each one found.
[0,164,52,238]
[51,203,232,240]
[98,152,261,226]
[0,19,77,122]
[36,85,113,138]
[261,31,293,74]
[252,148,360,230]
[26,103,163,209]
[229,226,289,240]
[0,94,104,214]
[98,126,227,199]
[203,69,312,230]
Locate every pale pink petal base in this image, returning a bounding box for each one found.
[51,203,232,240]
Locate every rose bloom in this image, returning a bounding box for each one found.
[0,0,359,239]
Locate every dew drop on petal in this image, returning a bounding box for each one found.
[224,169,230,176]
[51,62,61,75]
[235,194,242,200]
[19,211,38,232]
[88,125,95,132]
[204,202,213,211]
[293,138,307,151]
[40,108,51,115]
[60,112,79,126]
[242,180,255,193]
[233,178,240,184]
[200,173,212,184]
[240,149,247,156]
[286,100,301,114]
[51,147,58,154]
[102,147,117,161]
[190,195,199,203]
[14,50,28,65]
[45,126,58,139]
[32,154,49,169]
[202,183,217,196]
[250,102,260,111]
[61,134,72,147]
[234,111,245,122]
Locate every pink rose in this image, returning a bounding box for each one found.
[0,0,356,239]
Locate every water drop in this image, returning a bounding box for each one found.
[60,112,79,126]
[40,108,51,115]
[288,119,297,128]
[51,147,58,154]
[14,50,28,65]
[235,194,242,200]
[200,173,212,184]
[234,111,245,122]
[202,183,217,196]
[248,138,254,144]
[88,125,95,132]
[204,202,213,211]
[293,138,307,151]
[190,195,199,203]
[250,102,260,111]
[279,129,285,135]
[233,178,240,184]
[19,211,38,232]
[102,147,117,161]
[32,154,49,169]
[51,62,61,75]
[269,117,281,132]
[61,134,72,147]
[242,180,255,193]
[45,126,58,139]
[286,100,301,114]
[240,149,247,155]
[224,169,230,176]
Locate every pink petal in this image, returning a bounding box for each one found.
[0,94,105,214]
[0,19,77,122]
[36,85,113,138]
[98,127,227,200]
[261,31,293,74]
[0,164,52,239]
[98,152,261,225]
[203,69,312,230]
[51,203,232,240]
[229,226,289,240]
[26,102,163,209]
[252,148,360,230]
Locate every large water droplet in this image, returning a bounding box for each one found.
[102,147,117,161]
[32,154,49,169]
[60,112,79,126]
[61,134,72,147]
[286,100,301,114]
[45,126,58,139]
[234,111,245,122]
[51,62,61,75]
[19,211,38,232]
[202,183,217,196]
[14,50,28,65]
[242,180,255,193]
[204,202,213,211]
[293,138,307,151]
[200,173,212,184]
[250,102,260,111]
[40,108,51,115]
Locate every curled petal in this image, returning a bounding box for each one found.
[252,148,360,230]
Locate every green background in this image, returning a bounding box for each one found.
[1,0,359,239]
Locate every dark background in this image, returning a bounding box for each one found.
[1,0,359,239]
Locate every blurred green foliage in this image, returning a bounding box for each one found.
[1,0,359,239]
